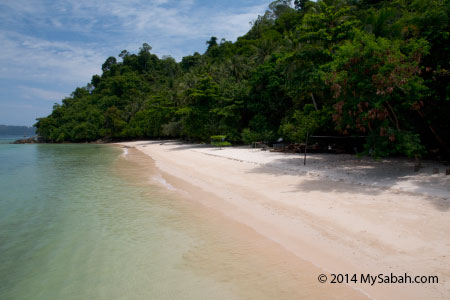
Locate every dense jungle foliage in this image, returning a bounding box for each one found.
[35,0,450,159]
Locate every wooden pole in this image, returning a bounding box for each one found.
[304,131,309,166]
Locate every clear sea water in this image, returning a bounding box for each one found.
[0,135,365,300]
[0,136,232,299]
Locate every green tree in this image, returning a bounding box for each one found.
[325,30,429,157]
[34,0,450,159]
[177,75,222,140]
[206,37,218,51]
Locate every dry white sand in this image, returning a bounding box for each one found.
[118,140,450,300]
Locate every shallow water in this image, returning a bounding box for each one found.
[0,138,366,299]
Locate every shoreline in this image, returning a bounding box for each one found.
[117,140,450,299]
[116,147,370,299]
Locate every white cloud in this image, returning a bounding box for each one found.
[0,0,271,125]
[210,4,269,40]
[19,86,69,102]
[0,31,104,84]
[0,0,270,86]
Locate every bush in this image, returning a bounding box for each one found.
[210,135,231,149]
[241,128,276,145]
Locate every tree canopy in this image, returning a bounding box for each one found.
[35,0,450,159]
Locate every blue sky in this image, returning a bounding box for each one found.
[0,0,272,126]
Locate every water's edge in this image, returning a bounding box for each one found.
[0,142,367,299]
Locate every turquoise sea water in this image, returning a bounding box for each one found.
[0,137,239,299]
[0,136,365,300]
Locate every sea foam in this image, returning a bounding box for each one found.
[152,174,176,191]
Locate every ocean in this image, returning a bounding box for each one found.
[0,137,234,299]
[0,135,365,299]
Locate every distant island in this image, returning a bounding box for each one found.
[0,125,35,136]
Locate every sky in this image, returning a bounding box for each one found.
[0,0,272,126]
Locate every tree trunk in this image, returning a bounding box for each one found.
[417,111,450,156]
[311,93,318,111]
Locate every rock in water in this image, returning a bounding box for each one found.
[12,137,36,144]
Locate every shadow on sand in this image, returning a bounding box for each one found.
[125,141,450,212]
[136,140,213,151]
[246,155,450,212]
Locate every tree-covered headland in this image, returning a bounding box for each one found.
[35,0,450,159]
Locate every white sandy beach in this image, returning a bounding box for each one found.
[118,140,450,300]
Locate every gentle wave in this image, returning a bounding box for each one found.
[152,174,176,191]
